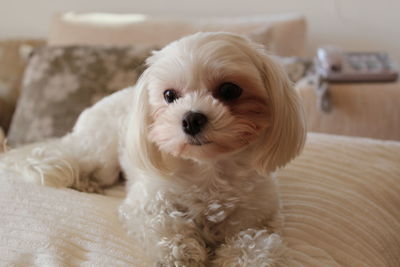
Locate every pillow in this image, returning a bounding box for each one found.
[0,39,46,132]
[278,133,400,266]
[1,133,399,266]
[48,13,306,57]
[7,45,156,146]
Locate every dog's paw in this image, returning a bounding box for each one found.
[72,178,104,194]
[212,229,289,267]
[5,159,76,188]
[0,145,80,188]
[157,234,208,267]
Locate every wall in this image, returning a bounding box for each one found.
[1,0,399,61]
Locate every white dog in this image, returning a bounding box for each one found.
[0,32,306,266]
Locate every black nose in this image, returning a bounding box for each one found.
[182,111,208,136]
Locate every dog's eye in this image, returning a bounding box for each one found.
[217,83,242,101]
[164,89,179,104]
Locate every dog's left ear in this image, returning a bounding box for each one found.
[251,45,306,174]
[124,66,170,177]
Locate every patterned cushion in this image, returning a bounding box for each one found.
[7,45,156,146]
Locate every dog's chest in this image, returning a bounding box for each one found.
[172,168,273,241]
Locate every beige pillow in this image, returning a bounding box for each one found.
[48,13,306,57]
[1,133,399,266]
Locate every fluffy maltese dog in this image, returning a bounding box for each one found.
[0,32,306,266]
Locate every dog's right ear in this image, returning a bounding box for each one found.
[124,69,170,176]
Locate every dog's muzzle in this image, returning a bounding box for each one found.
[182,111,208,136]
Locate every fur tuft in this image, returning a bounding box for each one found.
[212,230,290,267]
[0,141,79,188]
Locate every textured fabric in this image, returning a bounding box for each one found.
[296,79,400,141]
[0,133,399,266]
[48,13,307,57]
[0,39,45,132]
[7,45,155,146]
[279,133,400,266]
[0,179,149,266]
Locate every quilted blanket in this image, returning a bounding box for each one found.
[1,133,399,266]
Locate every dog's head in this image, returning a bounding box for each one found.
[126,32,306,175]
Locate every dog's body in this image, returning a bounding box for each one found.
[0,32,306,266]
[0,88,130,190]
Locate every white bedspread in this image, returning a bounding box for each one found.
[1,133,399,266]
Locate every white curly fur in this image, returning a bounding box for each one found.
[0,32,306,266]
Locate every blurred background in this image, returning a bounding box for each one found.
[1,0,399,61]
[1,0,399,145]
